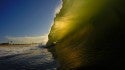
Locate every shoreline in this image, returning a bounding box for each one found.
[0,44,39,47]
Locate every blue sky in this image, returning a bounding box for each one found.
[0,0,61,43]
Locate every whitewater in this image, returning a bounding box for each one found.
[0,45,58,70]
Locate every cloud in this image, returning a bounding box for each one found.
[6,35,48,45]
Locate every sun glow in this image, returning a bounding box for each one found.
[6,35,48,45]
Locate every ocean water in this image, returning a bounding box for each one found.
[0,45,57,70]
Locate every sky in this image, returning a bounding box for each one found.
[0,0,61,44]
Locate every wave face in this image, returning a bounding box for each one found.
[47,0,125,70]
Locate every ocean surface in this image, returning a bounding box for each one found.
[0,44,58,70]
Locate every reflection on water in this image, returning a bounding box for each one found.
[0,45,57,70]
